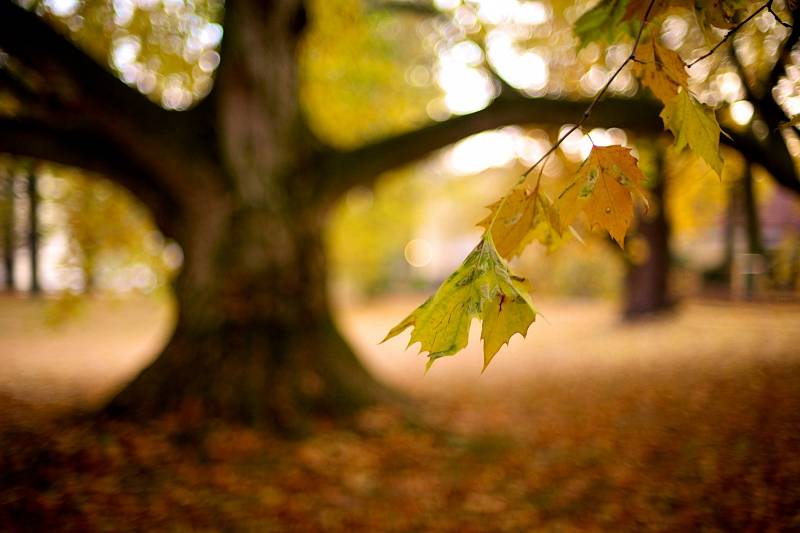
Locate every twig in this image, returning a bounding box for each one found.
[516,0,658,182]
[485,0,658,235]
[768,2,793,28]
[687,0,775,68]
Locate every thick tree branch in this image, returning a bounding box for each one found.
[322,90,800,199]
[0,115,180,235]
[724,126,800,194]
[369,0,441,16]
[0,2,165,129]
[321,93,664,199]
[0,1,222,199]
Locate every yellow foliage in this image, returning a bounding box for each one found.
[557,145,649,247]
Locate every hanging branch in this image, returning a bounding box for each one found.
[517,0,659,182]
[484,0,659,235]
[687,0,788,68]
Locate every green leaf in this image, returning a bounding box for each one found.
[660,89,724,176]
[574,0,633,48]
[383,236,536,370]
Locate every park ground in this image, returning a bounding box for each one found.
[1,294,800,530]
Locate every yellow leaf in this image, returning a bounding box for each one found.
[634,35,688,105]
[480,275,536,369]
[477,182,562,259]
[383,236,536,370]
[660,89,724,176]
[556,145,649,247]
[477,186,539,259]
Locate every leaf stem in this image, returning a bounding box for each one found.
[687,0,777,68]
[768,1,793,29]
[519,0,658,181]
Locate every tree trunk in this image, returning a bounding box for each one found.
[623,155,673,319]
[27,170,40,295]
[107,202,393,430]
[1,173,14,291]
[105,0,394,430]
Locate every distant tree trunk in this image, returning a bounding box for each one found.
[27,170,40,294]
[623,152,672,319]
[741,165,765,297]
[742,166,764,256]
[702,180,739,288]
[1,173,15,291]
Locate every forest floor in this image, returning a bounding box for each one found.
[1,293,800,531]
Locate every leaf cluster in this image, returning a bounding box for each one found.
[386,0,784,370]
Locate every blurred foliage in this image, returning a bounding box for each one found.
[0,155,180,300]
[301,0,436,147]
[38,165,180,294]
[4,0,798,302]
[25,0,224,109]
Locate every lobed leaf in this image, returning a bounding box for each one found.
[556,145,649,247]
[574,0,633,48]
[634,35,688,105]
[477,181,563,259]
[660,89,724,176]
[383,236,536,370]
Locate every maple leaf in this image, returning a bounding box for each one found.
[477,182,562,259]
[660,89,724,176]
[574,0,634,48]
[634,35,688,105]
[556,145,649,247]
[382,236,536,370]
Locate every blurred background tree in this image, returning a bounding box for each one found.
[0,0,798,430]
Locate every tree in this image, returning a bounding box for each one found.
[0,166,14,291]
[26,167,40,294]
[623,146,673,319]
[0,0,799,427]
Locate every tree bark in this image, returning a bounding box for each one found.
[27,170,40,294]
[104,0,395,429]
[1,173,14,291]
[107,203,394,430]
[623,152,673,319]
